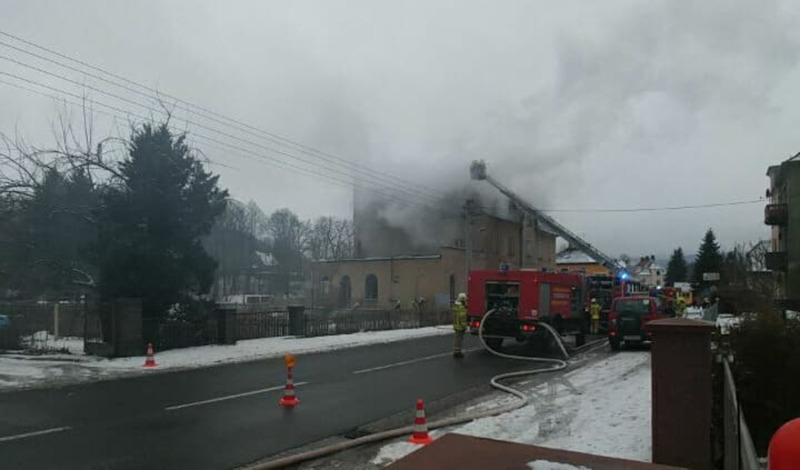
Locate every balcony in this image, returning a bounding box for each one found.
[764,203,788,226]
[765,251,788,271]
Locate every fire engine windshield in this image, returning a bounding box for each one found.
[615,299,651,315]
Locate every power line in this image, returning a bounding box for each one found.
[540,198,765,213]
[0,72,455,216]
[0,30,451,202]
[0,52,455,211]
[0,31,764,218]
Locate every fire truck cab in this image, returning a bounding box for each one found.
[467,269,587,349]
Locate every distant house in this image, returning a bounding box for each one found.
[635,256,665,288]
[746,240,771,273]
[555,247,611,276]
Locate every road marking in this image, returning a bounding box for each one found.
[0,426,71,443]
[165,382,309,411]
[352,347,483,375]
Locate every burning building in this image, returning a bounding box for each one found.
[310,188,557,311]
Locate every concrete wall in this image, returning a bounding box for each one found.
[767,161,800,302]
[352,191,555,267]
[311,254,459,310]
[786,162,800,300]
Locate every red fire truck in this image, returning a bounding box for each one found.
[584,274,642,331]
[467,268,587,349]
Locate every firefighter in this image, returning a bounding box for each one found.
[676,296,687,318]
[452,293,468,358]
[590,298,601,334]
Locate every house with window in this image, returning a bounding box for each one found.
[635,255,665,288]
[555,247,611,275]
[309,189,557,311]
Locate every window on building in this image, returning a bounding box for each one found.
[508,236,516,256]
[365,274,378,300]
[449,274,456,303]
[321,276,330,295]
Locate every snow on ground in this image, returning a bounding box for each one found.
[23,331,85,355]
[372,351,651,466]
[0,326,450,391]
[686,307,704,320]
[527,461,591,470]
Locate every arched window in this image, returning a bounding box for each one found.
[321,276,330,295]
[339,276,351,308]
[365,274,378,301]
[449,274,456,303]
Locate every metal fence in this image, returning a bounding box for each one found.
[231,308,452,339]
[0,301,96,351]
[302,309,451,337]
[723,358,761,470]
[2,300,454,353]
[141,317,219,352]
[235,310,288,340]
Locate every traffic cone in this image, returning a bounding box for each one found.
[279,367,300,408]
[409,398,433,445]
[143,342,157,368]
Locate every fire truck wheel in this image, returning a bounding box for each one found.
[609,337,621,351]
[484,337,503,350]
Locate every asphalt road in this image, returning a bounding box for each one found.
[0,333,609,469]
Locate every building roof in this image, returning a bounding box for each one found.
[556,248,598,265]
[313,254,441,264]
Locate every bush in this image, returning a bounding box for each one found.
[729,312,800,454]
[0,321,21,350]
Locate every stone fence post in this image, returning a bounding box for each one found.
[287,305,305,336]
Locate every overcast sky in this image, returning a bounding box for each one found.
[2,0,799,258]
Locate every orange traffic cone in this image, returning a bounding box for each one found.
[409,398,433,445]
[279,367,300,408]
[143,342,157,368]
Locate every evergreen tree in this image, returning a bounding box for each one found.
[4,168,98,296]
[96,124,227,319]
[665,247,688,286]
[693,229,723,289]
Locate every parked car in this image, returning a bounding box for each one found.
[608,296,671,350]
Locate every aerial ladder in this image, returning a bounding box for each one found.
[469,160,620,272]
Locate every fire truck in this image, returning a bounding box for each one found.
[467,161,633,347]
[467,268,587,349]
[585,274,642,330]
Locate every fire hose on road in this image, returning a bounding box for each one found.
[246,310,599,469]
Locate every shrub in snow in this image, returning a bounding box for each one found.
[728,312,800,455]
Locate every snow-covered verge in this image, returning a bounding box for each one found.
[0,326,450,391]
[22,331,85,355]
[372,351,651,466]
[527,461,590,470]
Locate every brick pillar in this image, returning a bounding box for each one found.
[216,308,237,345]
[646,318,714,469]
[287,305,305,336]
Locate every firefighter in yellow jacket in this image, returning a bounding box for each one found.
[676,296,687,318]
[590,298,601,334]
[453,293,468,358]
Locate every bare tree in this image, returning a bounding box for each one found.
[0,102,122,295]
[308,216,354,261]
